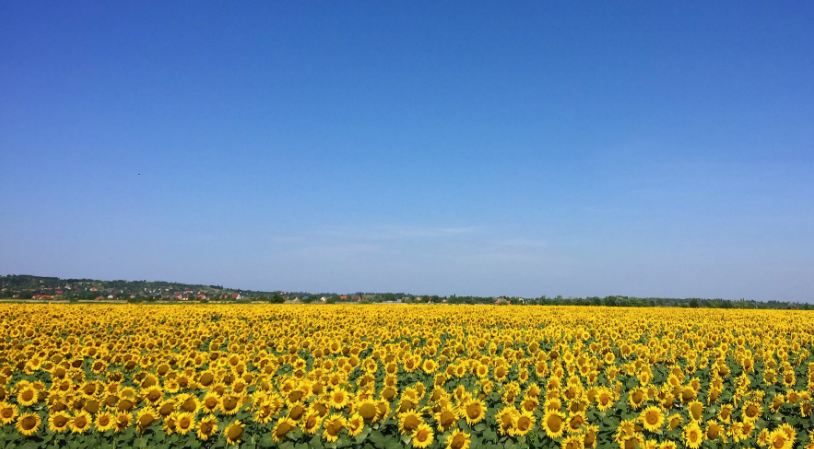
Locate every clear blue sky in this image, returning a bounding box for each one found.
[2,1,813,301]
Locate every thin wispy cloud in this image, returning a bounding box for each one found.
[314,224,481,241]
[496,238,549,249]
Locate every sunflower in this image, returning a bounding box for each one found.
[628,387,647,409]
[252,400,274,424]
[704,420,722,441]
[566,411,586,433]
[768,428,793,449]
[70,411,92,434]
[614,419,637,442]
[197,415,218,441]
[136,407,159,432]
[717,404,733,423]
[777,423,795,445]
[542,410,566,439]
[511,411,535,437]
[175,412,195,435]
[687,400,704,421]
[445,429,471,449]
[495,407,517,435]
[329,388,351,409]
[177,394,201,415]
[269,416,295,442]
[322,414,346,442]
[639,406,664,432]
[758,428,770,446]
[141,386,163,406]
[201,392,221,414]
[224,420,245,445]
[114,412,132,432]
[398,411,423,434]
[583,424,599,448]
[355,398,379,423]
[520,395,539,413]
[375,399,392,421]
[17,386,38,407]
[742,401,762,422]
[15,413,42,436]
[683,421,704,449]
[0,402,19,425]
[460,398,486,425]
[47,410,71,432]
[618,433,644,449]
[95,412,116,432]
[596,389,615,411]
[220,394,241,415]
[435,406,459,432]
[300,409,323,435]
[164,411,179,435]
[347,413,365,437]
[561,434,584,449]
[666,413,682,430]
[412,423,434,448]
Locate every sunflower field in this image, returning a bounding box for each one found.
[1,304,813,449]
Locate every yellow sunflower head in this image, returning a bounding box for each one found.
[94,412,116,432]
[511,411,535,436]
[683,421,704,449]
[346,413,365,437]
[69,411,92,434]
[461,398,486,425]
[114,412,132,432]
[355,399,379,423]
[224,420,245,446]
[0,402,19,425]
[135,407,159,433]
[300,409,323,435]
[434,406,459,432]
[16,413,42,436]
[688,400,704,421]
[542,410,566,439]
[196,415,218,441]
[175,412,195,435]
[412,423,434,448]
[445,429,471,449]
[322,414,346,443]
[272,417,297,442]
[639,406,664,432]
[398,411,423,435]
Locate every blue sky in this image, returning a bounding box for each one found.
[1,1,813,301]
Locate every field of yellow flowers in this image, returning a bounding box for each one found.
[1,304,813,449]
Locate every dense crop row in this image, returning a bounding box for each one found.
[1,304,813,449]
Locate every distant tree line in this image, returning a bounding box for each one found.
[1,275,810,309]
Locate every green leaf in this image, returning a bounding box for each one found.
[355,427,373,444]
[259,434,275,448]
[369,431,387,449]
[309,435,325,449]
[288,429,303,441]
[383,437,403,449]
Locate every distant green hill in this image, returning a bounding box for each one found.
[1,274,809,309]
[0,274,275,301]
